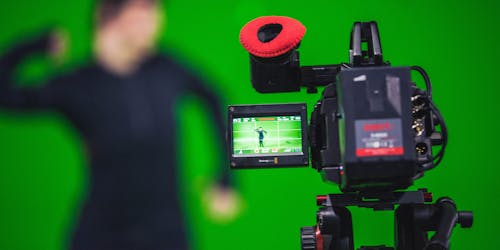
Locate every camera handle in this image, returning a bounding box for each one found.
[298,18,391,94]
[298,21,388,93]
[301,190,473,250]
[350,22,385,67]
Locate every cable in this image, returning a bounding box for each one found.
[411,66,433,99]
[411,66,447,173]
[428,99,448,168]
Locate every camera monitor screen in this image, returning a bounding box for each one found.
[228,103,309,168]
[232,116,303,156]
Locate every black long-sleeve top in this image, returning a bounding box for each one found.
[0,35,228,250]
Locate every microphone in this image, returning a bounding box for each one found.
[239,16,306,93]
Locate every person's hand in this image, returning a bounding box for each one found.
[203,184,243,223]
[48,29,68,65]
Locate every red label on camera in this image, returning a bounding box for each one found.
[356,147,404,157]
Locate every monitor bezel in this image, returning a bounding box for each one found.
[228,103,309,169]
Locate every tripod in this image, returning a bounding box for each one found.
[300,189,473,250]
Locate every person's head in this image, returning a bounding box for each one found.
[94,0,164,72]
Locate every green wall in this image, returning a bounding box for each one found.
[0,0,498,249]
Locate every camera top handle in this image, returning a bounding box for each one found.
[350,21,386,67]
[301,22,388,93]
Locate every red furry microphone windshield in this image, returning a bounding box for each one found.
[240,16,306,58]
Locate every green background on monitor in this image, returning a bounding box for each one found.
[232,116,303,156]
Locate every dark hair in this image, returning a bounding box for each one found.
[95,0,157,26]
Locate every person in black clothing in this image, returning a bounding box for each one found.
[0,0,235,249]
[255,127,267,147]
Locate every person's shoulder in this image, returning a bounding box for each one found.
[50,61,101,85]
[39,62,103,96]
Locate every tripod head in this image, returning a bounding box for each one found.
[301,190,473,250]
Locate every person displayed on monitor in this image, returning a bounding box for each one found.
[255,126,267,147]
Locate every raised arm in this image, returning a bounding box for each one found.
[186,75,232,186]
[0,32,64,110]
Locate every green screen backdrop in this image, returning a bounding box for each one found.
[0,0,498,249]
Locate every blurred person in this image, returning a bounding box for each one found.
[0,0,237,249]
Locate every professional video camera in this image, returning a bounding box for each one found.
[228,16,473,250]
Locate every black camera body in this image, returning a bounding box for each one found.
[233,17,471,250]
[314,66,420,193]
[233,20,441,194]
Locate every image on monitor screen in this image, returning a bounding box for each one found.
[232,115,303,157]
